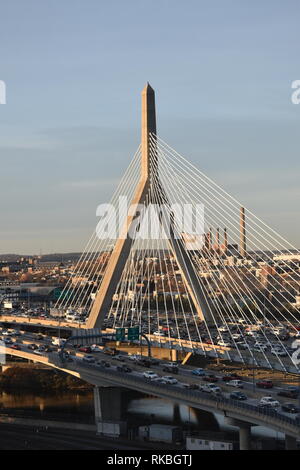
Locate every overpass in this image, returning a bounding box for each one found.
[1,344,299,450]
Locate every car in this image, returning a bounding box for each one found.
[203,375,218,383]
[1,330,11,336]
[256,380,273,389]
[116,365,132,373]
[10,344,21,350]
[114,354,125,362]
[222,373,240,382]
[230,391,247,400]
[259,397,280,408]
[235,342,249,350]
[33,349,43,355]
[192,368,206,377]
[143,371,158,380]
[162,363,179,374]
[79,346,92,353]
[161,376,178,385]
[253,345,268,352]
[27,343,38,350]
[271,348,287,357]
[227,379,243,388]
[217,340,231,347]
[97,360,110,368]
[82,355,95,363]
[137,359,152,368]
[200,383,222,394]
[281,403,299,413]
[278,386,299,399]
[128,354,141,361]
[3,338,13,345]
[183,383,199,390]
[152,377,168,384]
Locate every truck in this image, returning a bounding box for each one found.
[138,424,182,444]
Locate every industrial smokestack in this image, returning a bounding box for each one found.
[216,228,220,252]
[224,228,228,252]
[205,231,211,251]
[240,207,246,257]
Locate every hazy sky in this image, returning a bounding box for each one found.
[0,0,299,254]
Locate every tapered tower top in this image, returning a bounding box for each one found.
[141,83,157,181]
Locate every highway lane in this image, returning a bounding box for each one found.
[1,327,300,421]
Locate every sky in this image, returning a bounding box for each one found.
[0,0,299,254]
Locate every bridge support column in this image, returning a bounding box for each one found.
[225,417,252,450]
[285,434,297,450]
[93,386,122,423]
[239,424,251,451]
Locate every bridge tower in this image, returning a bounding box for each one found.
[87,84,212,329]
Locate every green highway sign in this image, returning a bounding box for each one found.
[115,328,126,341]
[127,326,140,341]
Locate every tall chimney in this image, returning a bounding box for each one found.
[216,228,220,252]
[240,207,246,257]
[224,228,228,252]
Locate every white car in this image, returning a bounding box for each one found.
[82,355,96,363]
[128,354,141,361]
[161,376,178,385]
[218,326,228,332]
[143,371,158,380]
[260,397,280,408]
[153,331,165,337]
[201,383,221,394]
[217,340,231,347]
[2,330,11,336]
[227,379,243,388]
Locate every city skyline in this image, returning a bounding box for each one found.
[0,0,299,253]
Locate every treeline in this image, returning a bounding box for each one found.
[0,367,92,392]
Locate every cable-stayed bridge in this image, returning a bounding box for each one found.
[52,84,300,374]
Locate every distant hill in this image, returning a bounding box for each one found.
[0,252,84,263]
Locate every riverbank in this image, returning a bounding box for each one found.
[0,366,92,392]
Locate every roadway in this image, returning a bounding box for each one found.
[1,313,299,373]
[0,328,300,439]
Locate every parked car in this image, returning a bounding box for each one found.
[79,346,91,353]
[27,343,38,350]
[10,344,21,350]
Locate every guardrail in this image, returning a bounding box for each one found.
[69,358,300,438]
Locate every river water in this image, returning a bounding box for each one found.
[0,389,285,443]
